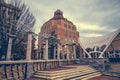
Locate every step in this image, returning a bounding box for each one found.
[33,65,101,80]
[35,70,81,77]
[80,72,101,79]
[36,67,92,75]
[37,65,95,74]
[81,73,101,80]
[57,71,98,80]
[36,68,80,75]
[37,68,75,74]
[34,70,85,79]
[59,71,100,80]
[34,68,96,78]
[70,72,101,80]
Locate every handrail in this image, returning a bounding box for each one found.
[0,59,77,64]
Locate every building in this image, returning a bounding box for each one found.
[79,29,120,59]
[38,9,79,59]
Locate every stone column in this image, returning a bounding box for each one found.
[54,47,56,59]
[73,44,76,59]
[95,53,97,58]
[83,52,86,58]
[39,52,41,59]
[113,51,116,58]
[57,43,60,60]
[108,52,110,58]
[43,38,48,60]
[119,52,120,58]
[66,44,70,60]
[6,37,12,60]
[106,53,108,58]
[36,52,39,60]
[61,45,64,59]
[26,32,32,60]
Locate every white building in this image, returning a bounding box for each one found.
[79,29,120,58]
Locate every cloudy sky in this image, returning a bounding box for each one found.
[21,0,120,37]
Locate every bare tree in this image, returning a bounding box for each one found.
[0,0,36,60]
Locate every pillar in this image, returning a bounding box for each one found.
[6,37,12,60]
[61,45,64,59]
[83,52,86,58]
[57,43,60,60]
[73,44,76,59]
[54,47,56,59]
[39,52,41,59]
[96,53,98,58]
[66,44,70,60]
[43,38,48,60]
[26,32,32,60]
[119,52,120,58]
[114,51,116,58]
[36,52,39,60]
[108,52,110,58]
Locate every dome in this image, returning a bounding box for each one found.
[53,9,64,19]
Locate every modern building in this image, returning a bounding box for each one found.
[38,9,79,59]
[79,29,120,58]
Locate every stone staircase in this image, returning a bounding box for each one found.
[33,65,102,80]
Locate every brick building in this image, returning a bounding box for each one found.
[38,9,79,59]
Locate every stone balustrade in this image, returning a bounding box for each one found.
[0,59,77,79]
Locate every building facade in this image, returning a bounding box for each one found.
[38,9,79,59]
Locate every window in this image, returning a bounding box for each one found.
[3,7,6,12]
[64,24,67,28]
[64,30,67,37]
[72,26,74,30]
[65,33,67,37]
[68,25,71,29]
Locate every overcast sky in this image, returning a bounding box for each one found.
[21,0,120,37]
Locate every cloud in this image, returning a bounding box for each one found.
[20,0,120,37]
[76,23,105,31]
[83,33,103,37]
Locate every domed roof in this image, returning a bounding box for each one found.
[53,9,64,19]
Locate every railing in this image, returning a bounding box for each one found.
[0,59,77,79]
